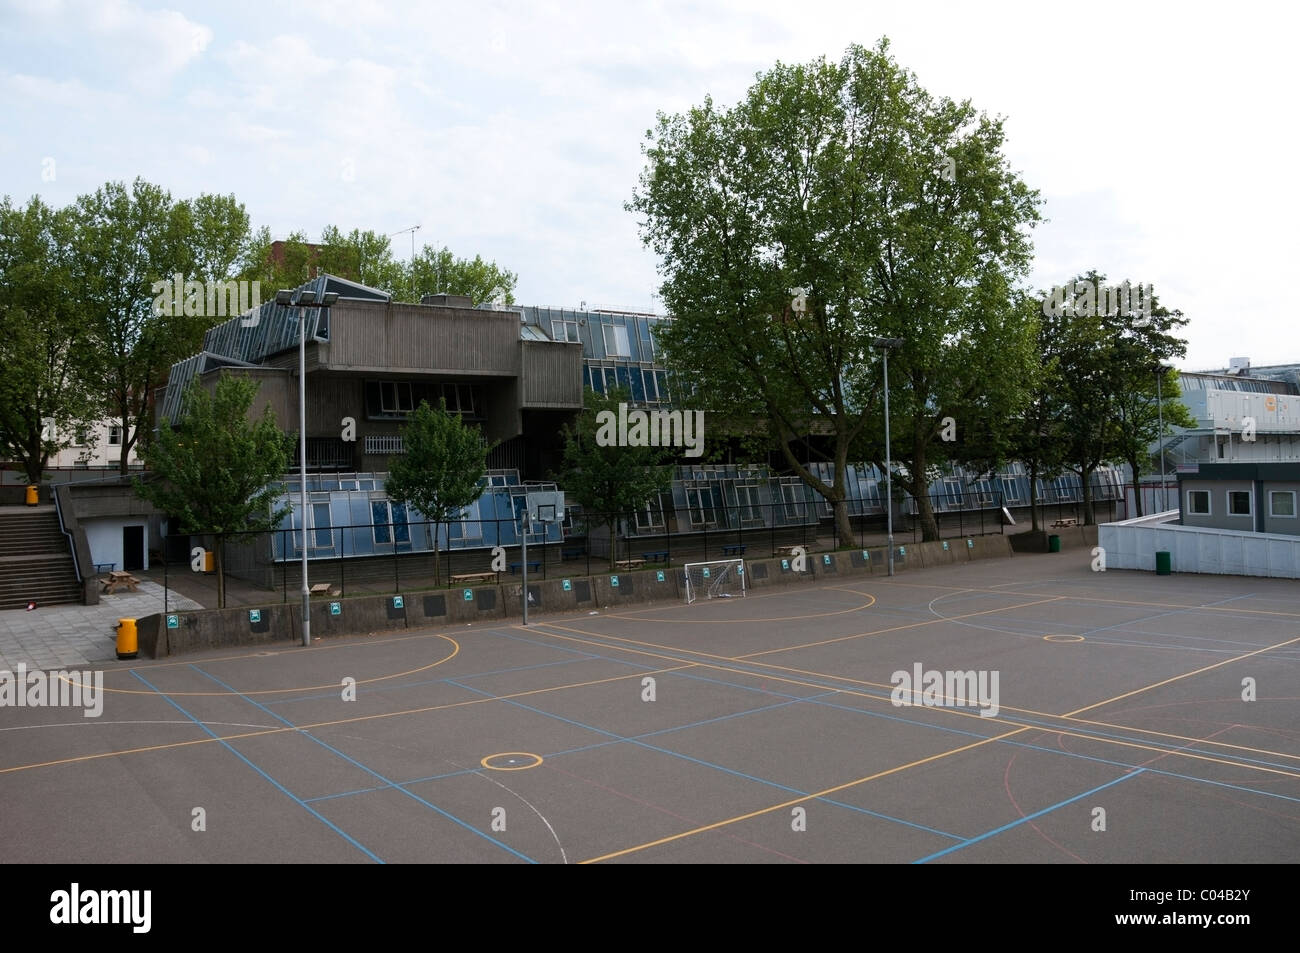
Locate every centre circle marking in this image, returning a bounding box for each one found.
[481,751,543,771]
[1043,634,1086,643]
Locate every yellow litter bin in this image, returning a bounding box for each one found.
[25,484,38,506]
[116,618,138,660]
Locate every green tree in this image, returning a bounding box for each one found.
[383,399,493,587]
[0,196,102,483]
[557,387,674,569]
[396,245,518,305]
[1048,271,1191,523]
[630,40,1042,544]
[135,373,293,608]
[74,178,252,472]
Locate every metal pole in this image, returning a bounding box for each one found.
[521,509,529,626]
[1156,369,1167,512]
[299,307,311,647]
[884,349,894,577]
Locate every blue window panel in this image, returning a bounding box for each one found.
[655,370,669,403]
[625,318,642,361]
[629,366,645,402]
[639,320,654,361]
[615,366,633,394]
[392,501,410,544]
[589,365,605,394]
[589,318,606,359]
[372,501,391,544]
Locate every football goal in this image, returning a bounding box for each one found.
[683,558,746,603]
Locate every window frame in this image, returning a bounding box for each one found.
[1186,489,1211,515]
[1227,490,1252,516]
[1268,490,1297,518]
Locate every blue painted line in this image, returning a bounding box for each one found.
[129,669,384,864]
[911,771,1144,863]
[190,664,537,864]
[445,677,964,840]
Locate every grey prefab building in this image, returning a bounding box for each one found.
[1178,463,1300,536]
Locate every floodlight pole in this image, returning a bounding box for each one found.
[298,301,311,646]
[520,508,530,626]
[873,337,903,577]
[1156,367,1167,513]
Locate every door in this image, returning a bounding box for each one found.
[123,525,144,571]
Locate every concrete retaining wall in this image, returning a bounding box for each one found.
[1099,516,1300,579]
[136,533,1019,658]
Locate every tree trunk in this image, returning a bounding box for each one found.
[118,416,131,476]
[912,439,939,541]
[1081,466,1095,525]
[831,439,854,548]
[1129,458,1144,518]
[1028,464,1040,533]
[433,527,441,588]
[214,537,226,609]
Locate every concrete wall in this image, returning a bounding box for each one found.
[82,517,150,572]
[1263,483,1300,536]
[1099,514,1300,578]
[1181,479,1256,532]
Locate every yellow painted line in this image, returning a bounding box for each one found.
[0,663,698,776]
[528,621,1300,770]
[606,588,875,624]
[736,596,1068,658]
[65,634,460,696]
[580,726,1032,863]
[1064,634,1300,718]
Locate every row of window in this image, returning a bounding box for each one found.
[369,381,478,418]
[1186,489,1296,518]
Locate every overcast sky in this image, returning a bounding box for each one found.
[3,0,1296,370]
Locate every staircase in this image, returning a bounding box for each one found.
[0,506,83,610]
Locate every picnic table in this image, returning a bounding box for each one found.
[614,558,645,570]
[1051,518,1078,528]
[100,571,140,594]
[774,545,804,558]
[451,571,496,585]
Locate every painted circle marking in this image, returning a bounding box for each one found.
[1043,634,1086,643]
[481,751,543,771]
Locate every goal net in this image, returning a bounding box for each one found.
[683,559,746,604]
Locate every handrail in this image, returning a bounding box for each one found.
[51,483,83,584]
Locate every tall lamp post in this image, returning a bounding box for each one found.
[1153,363,1168,513]
[872,337,904,576]
[276,288,340,647]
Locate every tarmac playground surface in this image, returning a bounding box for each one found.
[1,548,1297,864]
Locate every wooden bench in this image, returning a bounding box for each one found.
[774,545,804,558]
[93,562,115,575]
[100,571,140,594]
[614,558,645,570]
[508,561,541,575]
[721,544,747,557]
[451,571,497,585]
[640,550,669,563]
[309,583,340,596]
[1050,518,1078,528]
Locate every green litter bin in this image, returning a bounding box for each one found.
[1155,551,1171,575]
[1048,534,1061,553]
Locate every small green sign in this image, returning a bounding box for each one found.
[823,554,831,565]
[898,546,906,556]
[610,575,620,588]
[248,609,261,624]
[781,559,789,570]
[463,588,473,601]
[562,579,572,591]
[656,570,665,582]
[702,567,711,578]
[329,602,341,616]
[942,541,949,551]
[166,614,178,629]
[392,595,404,609]
[967,538,974,549]
[861,550,869,560]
